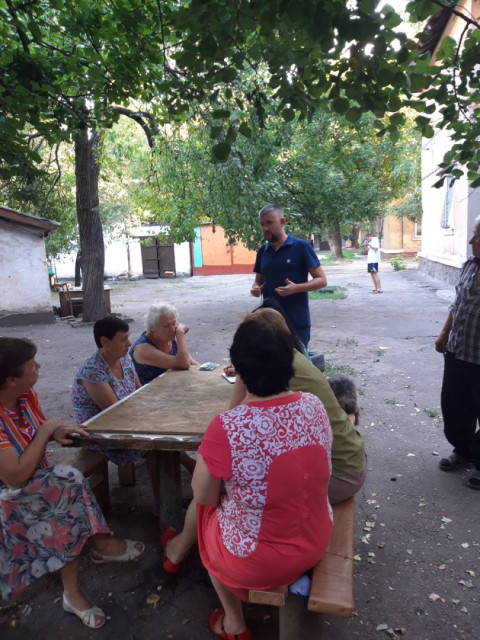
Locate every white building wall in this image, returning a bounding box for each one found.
[53,227,191,279]
[0,221,52,314]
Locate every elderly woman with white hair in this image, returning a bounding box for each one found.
[130,303,199,385]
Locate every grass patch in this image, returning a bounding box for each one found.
[309,285,347,301]
[324,363,357,378]
[319,252,356,266]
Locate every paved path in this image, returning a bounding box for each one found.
[2,259,479,640]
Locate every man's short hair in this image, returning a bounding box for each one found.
[259,204,283,217]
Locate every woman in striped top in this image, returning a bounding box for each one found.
[0,337,144,629]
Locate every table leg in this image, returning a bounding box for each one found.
[156,450,183,530]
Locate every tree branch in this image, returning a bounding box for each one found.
[6,0,30,53]
[111,106,159,148]
[430,0,480,29]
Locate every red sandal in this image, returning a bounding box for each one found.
[159,527,180,574]
[208,609,252,640]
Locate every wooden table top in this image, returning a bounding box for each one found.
[80,368,233,447]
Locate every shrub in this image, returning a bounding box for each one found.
[390,256,407,271]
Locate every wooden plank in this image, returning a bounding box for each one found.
[249,585,287,606]
[83,368,232,437]
[308,498,355,617]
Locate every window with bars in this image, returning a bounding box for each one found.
[441,176,454,229]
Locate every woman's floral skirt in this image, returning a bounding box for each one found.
[0,465,109,601]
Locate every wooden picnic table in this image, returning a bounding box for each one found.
[74,367,233,528]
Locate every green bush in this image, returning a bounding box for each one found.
[390,256,407,271]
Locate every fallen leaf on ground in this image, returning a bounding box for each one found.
[429,593,441,601]
[466,570,475,576]
[376,623,389,631]
[441,517,452,524]
[461,542,469,548]
[438,564,446,570]
[459,580,473,588]
[146,594,160,606]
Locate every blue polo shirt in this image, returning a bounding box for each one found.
[253,235,321,329]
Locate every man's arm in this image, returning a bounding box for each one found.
[435,312,453,354]
[250,272,264,297]
[275,265,327,296]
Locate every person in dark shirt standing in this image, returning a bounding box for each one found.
[251,204,327,349]
[435,215,480,490]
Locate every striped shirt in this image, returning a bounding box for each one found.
[0,389,47,474]
[447,256,480,364]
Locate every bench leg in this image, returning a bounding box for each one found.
[117,464,136,486]
[279,595,325,640]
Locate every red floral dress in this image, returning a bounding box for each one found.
[197,391,333,601]
[0,389,109,601]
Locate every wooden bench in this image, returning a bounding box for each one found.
[249,497,355,639]
[63,449,111,513]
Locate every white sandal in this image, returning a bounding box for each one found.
[62,593,105,629]
[90,539,145,564]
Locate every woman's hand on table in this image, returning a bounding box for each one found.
[48,421,90,445]
[223,364,236,377]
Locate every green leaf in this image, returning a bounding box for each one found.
[281,108,295,122]
[212,141,231,162]
[210,125,223,139]
[225,125,237,143]
[332,98,350,115]
[471,176,480,189]
[238,122,252,139]
[345,106,362,123]
[212,109,231,119]
[390,112,405,126]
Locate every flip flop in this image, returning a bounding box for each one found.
[63,593,105,629]
[208,609,252,640]
[90,539,145,564]
[160,527,180,573]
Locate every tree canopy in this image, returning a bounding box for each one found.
[1,0,479,179]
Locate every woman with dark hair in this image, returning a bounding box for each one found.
[162,314,333,639]
[230,307,366,505]
[0,338,144,629]
[72,315,145,468]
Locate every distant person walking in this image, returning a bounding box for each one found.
[365,233,382,293]
[435,216,480,490]
[251,204,327,349]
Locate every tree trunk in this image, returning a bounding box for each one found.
[74,251,82,287]
[325,219,344,259]
[350,225,360,249]
[372,216,383,238]
[75,129,106,322]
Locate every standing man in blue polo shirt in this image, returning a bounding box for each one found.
[251,204,327,348]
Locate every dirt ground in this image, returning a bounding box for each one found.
[1,257,479,640]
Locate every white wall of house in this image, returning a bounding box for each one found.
[419,128,480,284]
[53,227,192,279]
[419,0,480,285]
[0,221,52,315]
